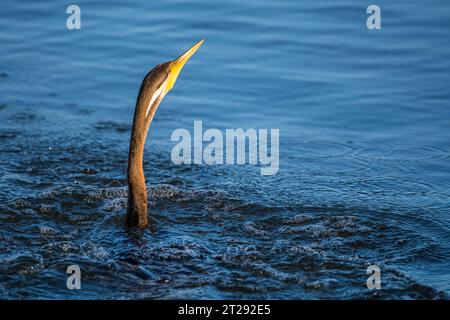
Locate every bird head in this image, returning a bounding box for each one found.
[141,39,204,119]
[165,39,204,93]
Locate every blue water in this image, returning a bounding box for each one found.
[0,0,449,299]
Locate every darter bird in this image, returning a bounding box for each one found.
[126,39,204,227]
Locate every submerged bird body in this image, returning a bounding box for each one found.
[126,40,204,227]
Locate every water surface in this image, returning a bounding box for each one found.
[0,0,449,299]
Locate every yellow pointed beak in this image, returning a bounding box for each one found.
[165,39,204,93]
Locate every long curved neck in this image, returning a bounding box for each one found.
[126,66,169,228]
[126,120,149,227]
[126,87,156,228]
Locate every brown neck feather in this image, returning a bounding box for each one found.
[126,65,169,227]
[126,120,149,227]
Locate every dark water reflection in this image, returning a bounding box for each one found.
[0,0,449,299]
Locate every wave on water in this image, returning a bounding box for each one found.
[0,183,447,299]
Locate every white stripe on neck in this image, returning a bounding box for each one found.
[145,82,166,117]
